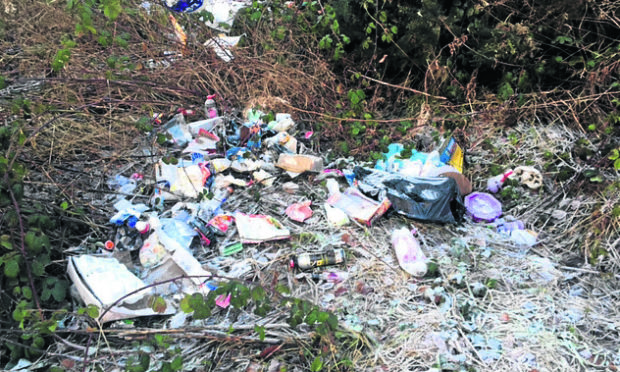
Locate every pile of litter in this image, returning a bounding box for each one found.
[3,2,618,370]
[57,95,613,372]
[67,96,484,322]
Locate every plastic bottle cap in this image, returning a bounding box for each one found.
[104,240,115,251]
[127,216,138,228]
[135,221,150,234]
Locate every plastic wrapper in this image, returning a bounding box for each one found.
[324,203,350,226]
[438,136,465,173]
[326,187,391,226]
[162,113,192,146]
[140,231,167,267]
[234,212,290,243]
[285,201,313,222]
[187,117,223,136]
[155,161,211,198]
[253,169,274,187]
[276,154,323,173]
[142,247,213,296]
[353,166,464,224]
[392,227,428,277]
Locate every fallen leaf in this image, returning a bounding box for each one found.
[334,286,348,296]
[355,281,374,295]
[61,359,75,369]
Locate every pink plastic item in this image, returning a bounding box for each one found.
[215,293,231,308]
[285,201,313,222]
[391,227,428,277]
[486,170,513,193]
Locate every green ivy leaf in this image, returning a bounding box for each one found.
[32,336,45,349]
[41,288,51,302]
[193,301,211,319]
[317,311,329,323]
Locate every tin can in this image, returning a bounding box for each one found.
[290,248,345,271]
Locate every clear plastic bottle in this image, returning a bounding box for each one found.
[204,94,218,119]
[311,271,349,282]
[391,227,428,277]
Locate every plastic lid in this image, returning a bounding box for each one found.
[104,240,115,251]
[127,216,138,228]
[464,192,502,222]
[135,221,150,234]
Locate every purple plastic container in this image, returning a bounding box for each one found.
[464,192,502,222]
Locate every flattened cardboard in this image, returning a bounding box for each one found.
[67,256,173,323]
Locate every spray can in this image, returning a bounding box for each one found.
[290,248,345,271]
[204,94,218,118]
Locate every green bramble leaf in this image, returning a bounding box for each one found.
[4,257,19,278]
[310,356,323,372]
[87,305,100,319]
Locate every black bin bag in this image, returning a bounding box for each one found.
[353,166,465,224]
